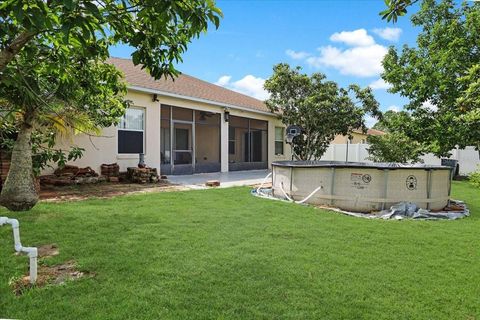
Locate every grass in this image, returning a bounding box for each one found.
[0,181,479,319]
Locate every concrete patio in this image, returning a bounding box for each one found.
[167,170,270,189]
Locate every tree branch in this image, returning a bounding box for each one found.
[0,31,38,72]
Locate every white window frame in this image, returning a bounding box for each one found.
[274,127,284,156]
[117,106,146,155]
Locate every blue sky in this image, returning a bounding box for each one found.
[110,0,422,127]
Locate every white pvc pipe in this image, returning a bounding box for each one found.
[279,182,294,202]
[279,182,323,204]
[0,217,38,284]
[256,172,272,195]
[295,186,323,204]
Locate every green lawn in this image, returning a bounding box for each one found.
[1,181,479,319]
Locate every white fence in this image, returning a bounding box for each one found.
[320,144,479,175]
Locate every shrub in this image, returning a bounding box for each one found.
[469,167,480,188]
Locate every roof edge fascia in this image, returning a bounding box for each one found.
[128,85,276,117]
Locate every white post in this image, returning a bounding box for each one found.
[356,143,361,162]
[220,111,229,173]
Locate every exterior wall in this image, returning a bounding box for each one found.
[332,132,368,144]
[49,89,291,175]
[52,90,161,174]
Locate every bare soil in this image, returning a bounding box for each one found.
[40,181,187,202]
[11,260,93,295]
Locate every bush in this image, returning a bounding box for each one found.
[367,132,425,163]
[469,167,480,188]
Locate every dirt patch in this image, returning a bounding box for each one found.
[40,181,187,202]
[10,260,94,296]
[252,182,272,189]
[38,244,59,258]
[14,243,60,258]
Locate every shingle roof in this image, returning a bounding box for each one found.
[109,57,270,113]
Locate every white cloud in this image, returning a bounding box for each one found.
[369,78,392,90]
[373,27,402,42]
[215,75,232,87]
[306,44,388,77]
[215,75,269,100]
[330,29,375,47]
[286,49,311,60]
[388,105,400,112]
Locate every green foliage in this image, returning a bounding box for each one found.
[264,64,380,160]
[0,0,222,78]
[380,0,419,22]
[371,110,409,133]
[0,122,83,177]
[382,0,480,157]
[369,110,426,163]
[367,132,425,163]
[0,183,478,319]
[469,167,480,188]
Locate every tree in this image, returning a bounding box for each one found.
[368,110,425,163]
[0,1,222,211]
[0,1,222,78]
[264,64,380,161]
[382,0,480,157]
[367,132,424,163]
[0,46,128,211]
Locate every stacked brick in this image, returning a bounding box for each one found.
[41,165,103,186]
[126,167,159,184]
[101,163,120,182]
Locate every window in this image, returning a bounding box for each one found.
[118,108,145,154]
[275,127,284,155]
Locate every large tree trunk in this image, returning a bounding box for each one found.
[0,121,38,211]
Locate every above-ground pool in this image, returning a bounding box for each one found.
[272,161,452,213]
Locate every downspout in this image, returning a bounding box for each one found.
[0,217,38,283]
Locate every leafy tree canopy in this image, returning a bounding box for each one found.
[0,0,222,78]
[264,63,380,161]
[382,0,480,157]
[367,132,425,163]
[0,0,222,211]
[368,110,425,163]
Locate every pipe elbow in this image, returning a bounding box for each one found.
[14,244,23,252]
[8,219,19,228]
[24,247,38,258]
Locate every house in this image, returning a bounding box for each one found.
[55,58,291,175]
[332,128,385,144]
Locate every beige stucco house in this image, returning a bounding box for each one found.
[56,58,291,175]
[332,128,385,144]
